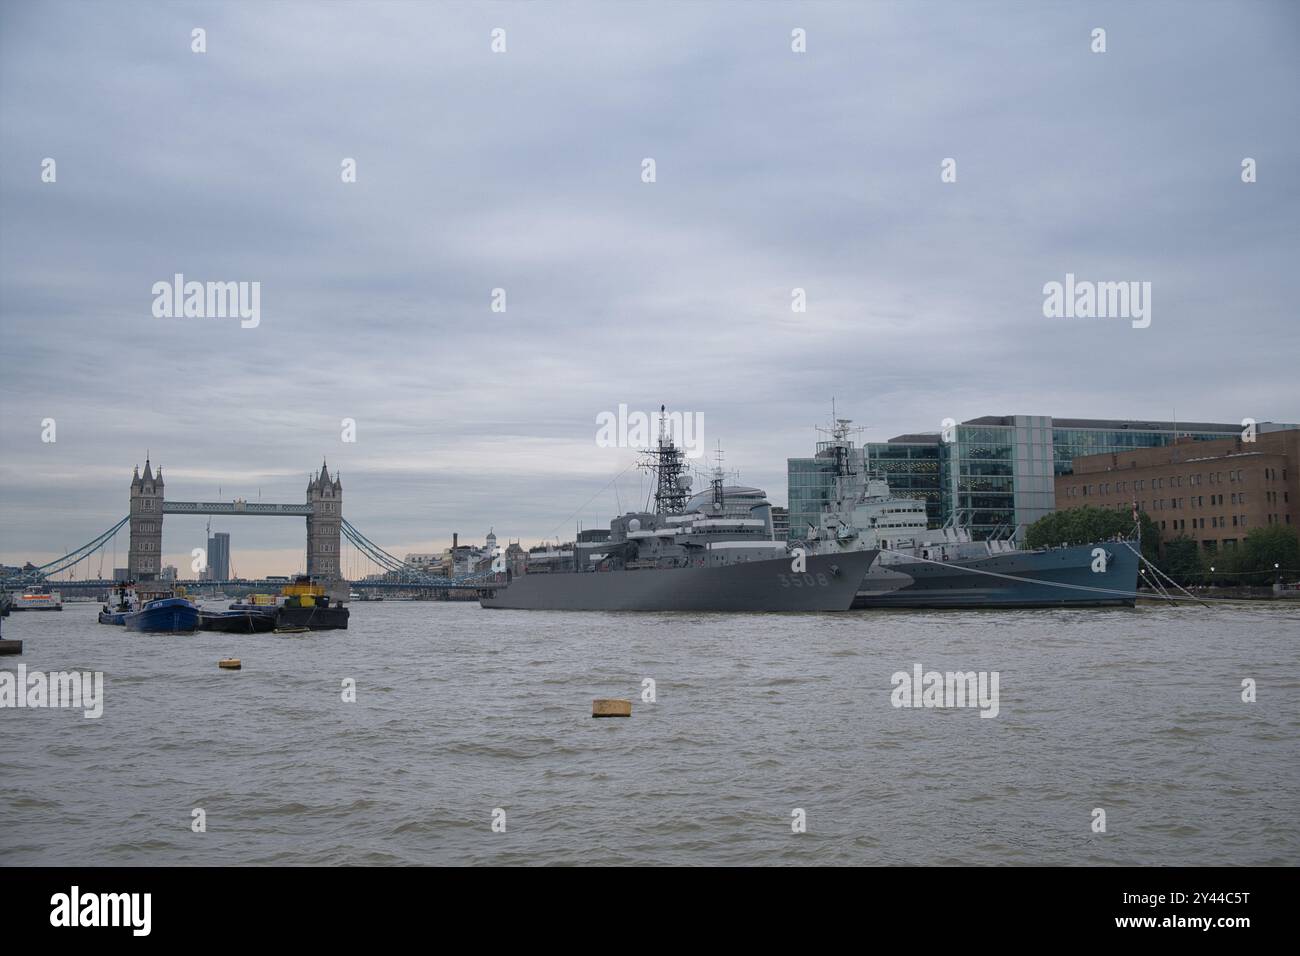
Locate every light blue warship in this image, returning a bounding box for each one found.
[801,420,1141,608]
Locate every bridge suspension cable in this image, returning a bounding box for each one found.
[3,516,130,584]
[340,519,408,574]
[340,518,491,586]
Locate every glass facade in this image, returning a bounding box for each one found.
[1051,425,1239,476]
[946,422,1017,535]
[787,448,858,541]
[786,416,1241,541]
[866,440,943,526]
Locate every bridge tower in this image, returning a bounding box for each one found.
[128,458,164,581]
[306,461,342,581]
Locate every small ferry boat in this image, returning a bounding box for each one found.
[123,586,200,633]
[98,582,138,625]
[10,586,63,611]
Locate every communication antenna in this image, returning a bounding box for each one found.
[639,403,690,515]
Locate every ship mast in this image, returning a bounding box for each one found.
[642,404,690,515]
[816,417,866,502]
[710,443,726,511]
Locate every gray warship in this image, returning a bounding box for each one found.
[801,419,1142,608]
[479,412,876,612]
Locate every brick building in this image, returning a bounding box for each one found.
[1056,428,1298,554]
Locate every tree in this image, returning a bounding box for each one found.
[1234,526,1300,585]
[1162,536,1201,584]
[1024,505,1157,563]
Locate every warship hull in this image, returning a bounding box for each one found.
[852,542,1141,609]
[479,550,877,612]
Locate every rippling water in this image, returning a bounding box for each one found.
[1,599,1297,865]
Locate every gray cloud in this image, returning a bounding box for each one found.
[2,0,1298,574]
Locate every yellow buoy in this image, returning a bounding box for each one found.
[219,658,242,670]
[592,698,631,718]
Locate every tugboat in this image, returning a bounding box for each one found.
[123,585,200,633]
[479,409,875,612]
[274,576,349,630]
[98,581,138,625]
[9,585,63,611]
[228,577,349,630]
[800,419,1142,608]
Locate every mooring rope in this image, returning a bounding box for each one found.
[1121,542,1210,608]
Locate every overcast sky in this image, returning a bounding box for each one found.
[2,0,1297,577]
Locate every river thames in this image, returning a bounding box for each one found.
[2,600,1296,865]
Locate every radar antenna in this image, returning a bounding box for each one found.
[639,404,690,515]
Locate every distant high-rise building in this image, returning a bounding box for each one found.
[207,532,230,581]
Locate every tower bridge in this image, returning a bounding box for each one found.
[2,458,492,592]
[128,459,341,582]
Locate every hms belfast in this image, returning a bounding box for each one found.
[479,409,875,612]
[802,420,1142,608]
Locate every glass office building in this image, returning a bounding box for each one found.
[787,449,851,541]
[786,416,1243,541]
[867,437,944,527]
